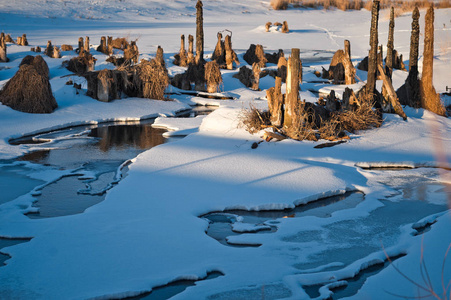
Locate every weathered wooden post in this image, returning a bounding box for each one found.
[188,34,194,64]
[266,76,283,126]
[97,36,108,55]
[224,34,239,70]
[45,41,61,58]
[386,7,395,79]
[420,5,446,116]
[156,46,165,67]
[0,33,7,62]
[205,61,222,93]
[367,0,380,100]
[284,48,301,129]
[277,56,287,82]
[84,36,90,52]
[107,36,113,56]
[344,39,351,60]
[212,32,224,64]
[177,35,188,67]
[195,0,204,64]
[265,22,272,32]
[78,37,84,53]
[404,6,421,108]
[251,62,261,91]
[282,21,289,33]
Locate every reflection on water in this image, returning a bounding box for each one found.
[6,120,169,218]
[89,124,166,152]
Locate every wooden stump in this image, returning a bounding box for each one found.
[277,56,287,82]
[224,34,239,70]
[156,46,165,67]
[367,0,380,100]
[78,37,84,53]
[188,35,194,64]
[284,48,301,129]
[107,36,113,56]
[0,33,7,62]
[211,32,225,64]
[378,63,407,120]
[173,35,188,67]
[84,36,90,52]
[205,61,222,93]
[243,44,267,68]
[45,41,61,58]
[195,0,204,65]
[233,64,260,91]
[420,5,446,116]
[265,22,272,32]
[281,21,289,33]
[124,41,139,64]
[266,76,283,126]
[61,44,73,51]
[97,36,109,55]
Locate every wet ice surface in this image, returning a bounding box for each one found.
[202,176,449,299]
[6,120,168,218]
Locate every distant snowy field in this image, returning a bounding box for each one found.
[0,1,450,299]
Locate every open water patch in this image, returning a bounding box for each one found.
[6,119,169,218]
[201,192,364,247]
[0,238,31,266]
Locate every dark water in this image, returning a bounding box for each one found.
[8,120,168,218]
[0,238,31,266]
[125,271,223,300]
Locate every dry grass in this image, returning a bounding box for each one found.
[239,105,271,134]
[239,93,381,142]
[270,0,450,11]
[133,59,169,100]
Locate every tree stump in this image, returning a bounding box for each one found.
[97,36,109,55]
[205,61,222,93]
[420,5,446,116]
[243,44,267,68]
[124,41,139,64]
[195,0,204,65]
[281,21,289,33]
[265,22,272,32]
[107,36,113,56]
[378,63,407,120]
[211,32,225,65]
[188,35,194,65]
[0,33,7,62]
[78,37,84,53]
[277,56,287,82]
[233,64,259,91]
[84,36,90,53]
[399,7,421,108]
[224,34,239,70]
[61,44,73,51]
[173,35,188,67]
[344,39,351,60]
[45,41,61,58]
[156,46,165,67]
[66,50,96,74]
[367,0,380,100]
[266,76,283,126]
[284,48,301,129]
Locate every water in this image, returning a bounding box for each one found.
[125,271,223,300]
[0,238,31,266]
[6,119,168,218]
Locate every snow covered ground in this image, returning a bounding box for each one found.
[0,1,450,299]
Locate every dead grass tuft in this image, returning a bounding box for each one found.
[239,105,271,134]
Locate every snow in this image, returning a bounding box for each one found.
[0,1,450,299]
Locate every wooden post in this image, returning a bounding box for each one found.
[84,36,90,52]
[107,36,113,56]
[284,48,300,129]
[179,35,187,67]
[97,36,108,54]
[251,62,260,91]
[282,21,289,33]
[188,34,194,64]
[386,7,395,80]
[156,46,165,67]
[267,76,284,126]
[212,32,224,63]
[195,0,204,64]
[367,0,380,99]
[0,33,7,62]
[404,6,421,108]
[78,37,84,53]
[420,5,446,116]
[224,35,238,70]
[265,22,272,32]
[344,39,351,60]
